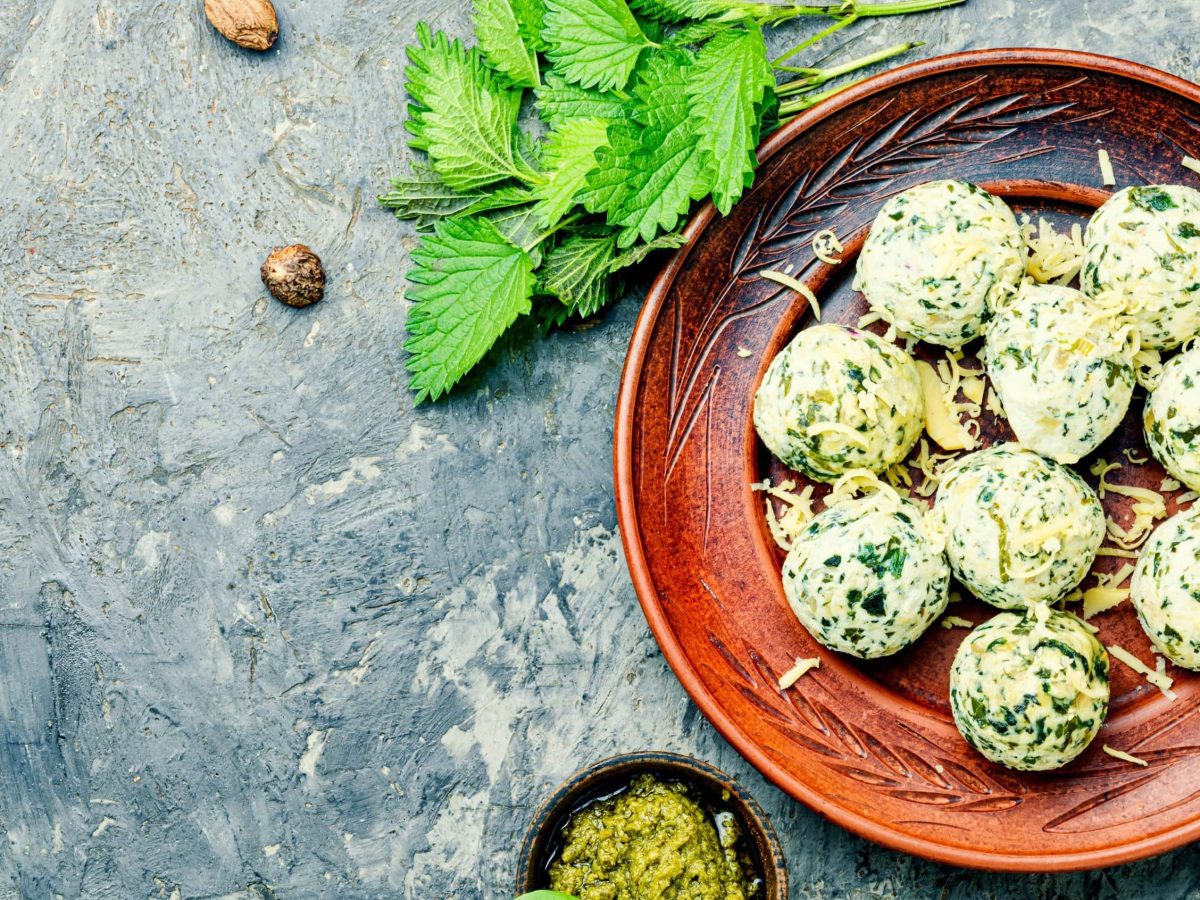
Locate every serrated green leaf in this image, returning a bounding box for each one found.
[610,231,688,270]
[540,231,687,319]
[582,49,713,247]
[482,202,553,267]
[474,0,540,88]
[512,0,550,51]
[535,71,630,129]
[533,117,610,228]
[458,185,538,217]
[543,0,652,92]
[539,232,618,317]
[686,25,774,215]
[629,0,748,22]
[405,23,530,191]
[405,216,535,402]
[378,164,487,231]
[667,17,730,45]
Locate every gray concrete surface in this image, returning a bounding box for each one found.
[3,0,1200,897]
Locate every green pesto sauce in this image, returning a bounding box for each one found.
[549,774,757,900]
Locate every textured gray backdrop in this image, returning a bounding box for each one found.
[2,0,1200,897]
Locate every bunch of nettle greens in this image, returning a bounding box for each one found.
[382,0,964,402]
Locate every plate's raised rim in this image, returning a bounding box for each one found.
[613,48,1200,873]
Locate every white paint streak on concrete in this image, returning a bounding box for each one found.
[303,320,320,347]
[91,816,116,838]
[299,729,329,779]
[212,502,236,526]
[303,457,383,505]
[134,531,170,571]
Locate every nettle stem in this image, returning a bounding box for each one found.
[778,75,870,118]
[776,41,921,97]
[755,0,963,23]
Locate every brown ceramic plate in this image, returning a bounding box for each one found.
[614,49,1200,872]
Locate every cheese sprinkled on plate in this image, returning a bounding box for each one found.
[1081,184,1200,350]
[753,324,924,483]
[949,604,1109,771]
[985,283,1135,464]
[854,180,1024,348]
[934,444,1105,609]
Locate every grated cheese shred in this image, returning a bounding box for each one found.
[811,229,844,265]
[1089,459,1167,551]
[1184,155,1200,177]
[778,656,820,689]
[940,615,974,630]
[1098,148,1116,186]
[761,270,821,320]
[1103,745,1149,767]
[1020,215,1085,285]
[1108,644,1178,701]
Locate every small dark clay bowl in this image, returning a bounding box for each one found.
[515,750,788,899]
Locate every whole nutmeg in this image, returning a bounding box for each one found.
[204,0,279,51]
[261,245,325,308]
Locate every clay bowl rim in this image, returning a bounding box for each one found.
[613,47,1200,873]
[514,750,789,899]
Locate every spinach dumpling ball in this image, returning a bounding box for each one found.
[950,604,1110,771]
[984,282,1135,464]
[1144,345,1200,491]
[782,489,949,658]
[1130,506,1200,669]
[854,180,1024,347]
[933,444,1105,609]
[753,324,923,482]
[1081,184,1200,350]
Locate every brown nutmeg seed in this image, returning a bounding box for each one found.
[204,0,279,51]
[261,245,325,308]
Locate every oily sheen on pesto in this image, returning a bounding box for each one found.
[781,490,949,659]
[1082,184,1200,350]
[984,283,1135,464]
[854,180,1024,347]
[1131,506,1200,670]
[949,605,1110,771]
[1145,345,1200,492]
[933,444,1105,609]
[753,324,923,482]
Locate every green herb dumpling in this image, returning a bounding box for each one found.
[854,180,1024,347]
[782,489,949,658]
[984,282,1135,464]
[1144,345,1200,492]
[1131,506,1200,670]
[1081,184,1200,350]
[753,323,924,482]
[949,604,1110,771]
[933,444,1105,609]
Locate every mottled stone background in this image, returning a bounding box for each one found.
[2,0,1200,897]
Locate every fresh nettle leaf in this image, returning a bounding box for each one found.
[539,232,618,317]
[541,231,687,318]
[512,0,550,51]
[628,0,750,23]
[378,164,488,231]
[543,0,655,92]
[666,17,732,45]
[686,25,775,215]
[535,72,631,129]
[610,231,689,271]
[405,216,536,403]
[583,48,713,247]
[405,23,535,192]
[474,0,540,88]
[534,117,610,228]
